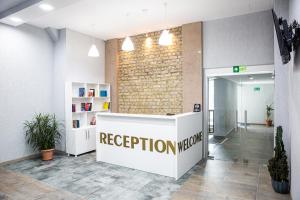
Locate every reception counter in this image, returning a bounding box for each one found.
[96,112,203,179]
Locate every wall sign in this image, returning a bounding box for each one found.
[233,65,247,73]
[99,131,202,155]
[254,87,261,91]
[193,104,201,112]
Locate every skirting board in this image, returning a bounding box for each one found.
[238,122,266,126]
[0,150,67,166]
[213,127,235,137]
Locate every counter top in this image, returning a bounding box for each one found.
[97,112,200,120]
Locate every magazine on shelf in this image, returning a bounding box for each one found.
[79,88,85,97]
[72,120,80,128]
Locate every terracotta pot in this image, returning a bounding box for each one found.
[41,149,54,161]
[266,119,272,127]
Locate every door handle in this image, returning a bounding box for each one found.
[85,131,87,140]
[88,130,90,139]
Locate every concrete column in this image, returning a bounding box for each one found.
[105,39,119,112]
[182,22,203,112]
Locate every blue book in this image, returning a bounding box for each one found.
[100,90,107,97]
[79,88,85,97]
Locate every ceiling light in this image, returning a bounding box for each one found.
[88,24,99,57]
[249,76,254,80]
[122,36,134,51]
[10,17,23,23]
[159,30,172,46]
[88,44,99,57]
[39,4,54,11]
[159,3,172,46]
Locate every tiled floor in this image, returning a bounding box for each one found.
[0,125,290,200]
[1,152,188,200]
[209,125,274,163]
[0,157,290,200]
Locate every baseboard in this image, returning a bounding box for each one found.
[238,122,266,126]
[0,153,40,166]
[213,127,235,137]
[224,127,235,137]
[55,149,67,155]
[0,149,67,166]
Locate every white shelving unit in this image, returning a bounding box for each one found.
[65,82,111,157]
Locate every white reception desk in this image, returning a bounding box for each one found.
[96,112,203,179]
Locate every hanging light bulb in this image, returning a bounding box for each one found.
[159,2,172,46]
[88,24,99,57]
[122,36,134,51]
[88,44,100,57]
[159,30,172,46]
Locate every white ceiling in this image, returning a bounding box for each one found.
[2,0,274,40]
[220,73,274,84]
[0,0,81,26]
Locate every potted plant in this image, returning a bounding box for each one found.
[266,104,274,126]
[24,113,62,161]
[267,126,290,194]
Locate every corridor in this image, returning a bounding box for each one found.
[209,125,274,163]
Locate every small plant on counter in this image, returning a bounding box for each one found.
[267,126,289,194]
[24,113,62,161]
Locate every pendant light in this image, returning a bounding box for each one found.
[122,12,134,51]
[159,2,172,46]
[88,44,100,57]
[159,29,172,46]
[122,36,134,51]
[88,24,100,57]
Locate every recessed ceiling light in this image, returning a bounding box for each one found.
[39,4,54,11]
[10,17,23,23]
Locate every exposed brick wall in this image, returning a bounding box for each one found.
[118,27,183,114]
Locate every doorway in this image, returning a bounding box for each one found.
[203,65,275,163]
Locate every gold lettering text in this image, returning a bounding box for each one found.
[123,135,130,148]
[131,136,139,149]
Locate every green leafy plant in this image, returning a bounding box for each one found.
[266,104,274,120]
[268,126,289,182]
[24,113,62,151]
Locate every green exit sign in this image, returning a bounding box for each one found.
[233,65,247,73]
[254,87,261,91]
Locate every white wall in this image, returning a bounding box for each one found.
[53,29,105,151]
[238,83,274,124]
[0,24,105,162]
[213,78,237,136]
[274,0,300,198]
[0,23,53,162]
[288,0,300,198]
[203,10,274,68]
[274,0,291,166]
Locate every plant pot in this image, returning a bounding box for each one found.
[266,119,272,127]
[271,179,290,194]
[41,149,54,161]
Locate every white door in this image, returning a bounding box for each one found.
[75,129,88,155]
[87,128,96,151]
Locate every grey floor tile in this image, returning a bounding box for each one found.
[1,125,290,200]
